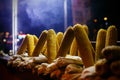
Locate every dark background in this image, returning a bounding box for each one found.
[0,0,120,40]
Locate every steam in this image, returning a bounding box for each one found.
[19,0,64,29]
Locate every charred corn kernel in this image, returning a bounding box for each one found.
[56,32,64,46]
[33,35,38,46]
[73,24,94,67]
[17,34,28,55]
[27,34,35,56]
[70,38,78,56]
[32,30,48,56]
[95,29,106,62]
[105,25,118,47]
[82,24,89,35]
[47,29,57,63]
[57,27,74,57]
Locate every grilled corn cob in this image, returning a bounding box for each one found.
[17,34,28,54]
[32,30,48,56]
[33,35,38,46]
[105,25,118,47]
[56,32,64,46]
[27,34,35,56]
[47,29,57,63]
[41,41,47,54]
[82,24,95,61]
[56,32,64,53]
[73,24,94,67]
[57,27,74,57]
[95,29,106,62]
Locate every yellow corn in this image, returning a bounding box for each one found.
[16,34,28,55]
[33,35,38,46]
[73,24,94,67]
[47,29,57,63]
[78,50,81,57]
[56,32,64,53]
[27,34,35,56]
[69,38,78,56]
[56,32,64,46]
[105,25,118,47]
[32,30,48,56]
[56,39,60,54]
[82,24,95,60]
[57,27,74,57]
[41,41,47,54]
[84,24,96,63]
[95,29,106,62]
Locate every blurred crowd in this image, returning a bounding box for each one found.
[0,32,12,54]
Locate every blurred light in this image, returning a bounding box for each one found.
[17,39,20,42]
[18,34,26,39]
[5,32,9,36]
[93,19,97,23]
[104,17,107,21]
[3,39,6,42]
[105,22,108,25]
[5,32,9,38]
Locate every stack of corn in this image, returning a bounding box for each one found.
[10,23,119,80]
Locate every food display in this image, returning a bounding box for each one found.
[5,24,120,80]
[95,29,106,62]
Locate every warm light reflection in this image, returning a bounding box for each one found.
[93,19,97,23]
[104,17,108,21]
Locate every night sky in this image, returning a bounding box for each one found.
[91,0,120,27]
[0,0,120,38]
[0,0,12,32]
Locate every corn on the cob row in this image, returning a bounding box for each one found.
[47,29,57,63]
[17,34,28,55]
[95,29,106,62]
[27,34,35,56]
[57,27,74,58]
[69,38,78,56]
[73,24,94,67]
[105,25,118,47]
[32,30,48,56]
[33,35,38,46]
